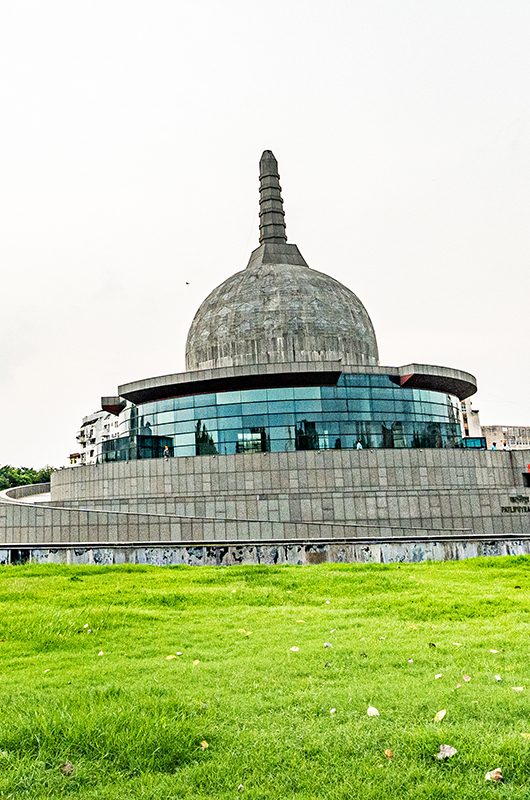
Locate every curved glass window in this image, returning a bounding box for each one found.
[102,374,463,462]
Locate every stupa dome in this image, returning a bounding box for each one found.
[185,151,379,372]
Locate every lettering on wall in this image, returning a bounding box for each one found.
[501,495,530,513]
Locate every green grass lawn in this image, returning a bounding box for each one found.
[0,558,529,799]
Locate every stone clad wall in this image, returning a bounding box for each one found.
[1,448,528,562]
[50,449,530,536]
[0,500,470,546]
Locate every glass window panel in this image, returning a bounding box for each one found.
[173,407,196,421]
[268,426,294,441]
[167,420,194,435]
[173,396,195,411]
[369,390,399,401]
[240,389,267,402]
[266,400,296,414]
[293,400,322,412]
[217,390,241,404]
[174,444,196,457]
[340,374,371,387]
[173,432,195,446]
[265,387,294,401]
[242,415,269,428]
[154,399,174,413]
[217,403,242,417]
[242,402,268,415]
[372,400,395,413]
[193,393,216,408]
[195,405,218,420]
[292,387,321,400]
[367,375,394,387]
[321,412,349,424]
[322,398,347,413]
[347,400,371,413]
[156,410,176,425]
[344,388,372,399]
[270,437,296,452]
[268,413,296,427]
[217,416,242,430]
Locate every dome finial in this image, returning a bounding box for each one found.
[259,150,287,244]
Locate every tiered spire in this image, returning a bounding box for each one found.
[259,150,287,243]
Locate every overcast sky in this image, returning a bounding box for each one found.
[1,0,529,467]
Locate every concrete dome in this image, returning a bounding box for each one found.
[185,151,379,372]
[185,243,379,371]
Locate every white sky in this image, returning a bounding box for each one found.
[1,0,529,467]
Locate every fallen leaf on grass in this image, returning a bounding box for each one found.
[455,683,462,689]
[436,744,457,760]
[462,674,471,682]
[384,748,393,759]
[452,642,462,647]
[59,762,74,776]
[165,654,177,661]
[434,709,447,722]
[200,740,209,750]
[290,646,300,652]
[367,706,380,717]
[512,686,525,692]
[296,620,305,624]
[330,628,336,633]
[238,629,252,637]
[193,659,200,666]
[485,768,503,782]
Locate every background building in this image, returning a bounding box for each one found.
[482,425,530,451]
[69,409,122,465]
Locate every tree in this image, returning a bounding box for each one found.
[0,465,54,491]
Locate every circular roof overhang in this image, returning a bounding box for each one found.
[111,362,477,408]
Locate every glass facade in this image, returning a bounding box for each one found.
[101,374,462,462]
